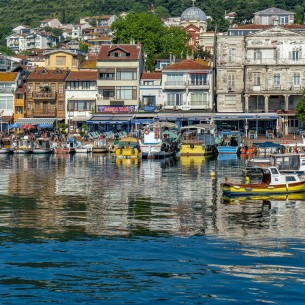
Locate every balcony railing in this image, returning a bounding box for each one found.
[29,92,57,99]
[26,109,57,117]
[188,81,209,86]
[164,81,186,88]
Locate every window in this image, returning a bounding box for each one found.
[286,176,296,182]
[279,15,289,25]
[293,73,301,87]
[35,101,41,110]
[99,69,115,80]
[225,95,236,105]
[58,101,64,111]
[116,69,137,80]
[190,92,209,107]
[56,56,66,65]
[15,93,23,99]
[103,89,115,99]
[0,96,13,110]
[227,73,235,89]
[254,49,262,60]
[228,48,236,62]
[273,73,280,88]
[261,16,269,25]
[58,84,64,94]
[15,106,23,114]
[143,81,154,85]
[68,100,95,111]
[253,72,261,86]
[70,81,79,89]
[167,93,183,106]
[291,50,300,61]
[116,87,137,100]
[167,73,184,85]
[142,96,155,107]
[190,74,208,85]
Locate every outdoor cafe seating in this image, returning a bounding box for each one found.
[248,130,257,139]
[266,129,274,139]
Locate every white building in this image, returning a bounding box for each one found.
[161,59,213,111]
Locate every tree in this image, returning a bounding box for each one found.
[194,45,213,61]
[296,92,305,123]
[0,46,15,56]
[111,12,190,70]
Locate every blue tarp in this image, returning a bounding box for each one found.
[253,141,284,148]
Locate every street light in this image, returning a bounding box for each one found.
[256,95,259,137]
[67,96,74,136]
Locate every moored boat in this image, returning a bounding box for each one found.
[11,137,33,154]
[75,141,93,153]
[217,131,243,154]
[223,166,305,197]
[139,122,178,159]
[53,137,76,154]
[92,138,108,153]
[178,123,217,157]
[0,138,12,154]
[115,137,141,159]
[32,138,53,154]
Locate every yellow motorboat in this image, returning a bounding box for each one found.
[115,137,141,159]
[223,166,305,197]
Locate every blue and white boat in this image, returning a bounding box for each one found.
[217,131,243,154]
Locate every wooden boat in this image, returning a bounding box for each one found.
[115,137,141,159]
[11,137,33,154]
[75,141,93,153]
[178,123,217,157]
[92,138,108,153]
[53,137,76,154]
[217,131,243,154]
[32,138,53,154]
[139,122,178,159]
[223,166,305,197]
[0,138,12,154]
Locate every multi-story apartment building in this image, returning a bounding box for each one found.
[25,68,69,123]
[139,72,162,111]
[65,71,97,129]
[216,26,305,134]
[96,44,144,113]
[161,59,213,111]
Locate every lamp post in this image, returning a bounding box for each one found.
[256,95,259,137]
[67,96,74,137]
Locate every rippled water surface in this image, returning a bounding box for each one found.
[1,154,305,304]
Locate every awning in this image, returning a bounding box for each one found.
[72,116,90,122]
[86,115,134,124]
[1,116,13,122]
[16,118,57,125]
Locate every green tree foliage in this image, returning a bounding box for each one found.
[0,25,12,46]
[194,45,213,61]
[296,92,305,123]
[0,46,15,56]
[111,12,190,70]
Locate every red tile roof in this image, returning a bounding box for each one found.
[66,71,97,81]
[97,44,142,61]
[27,68,69,81]
[163,60,211,71]
[141,72,162,80]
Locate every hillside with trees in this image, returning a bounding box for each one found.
[0,0,304,28]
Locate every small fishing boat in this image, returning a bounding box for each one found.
[178,124,217,157]
[115,137,141,159]
[139,122,178,159]
[32,138,53,154]
[53,137,76,154]
[217,131,243,154]
[11,137,33,154]
[223,166,305,197]
[0,138,12,154]
[92,138,108,153]
[75,141,93,153]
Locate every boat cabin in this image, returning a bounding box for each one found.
[270,153,305,173]
[261,166,301,185]
[180,124,216,145]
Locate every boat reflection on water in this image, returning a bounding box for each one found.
[180,155,215,168]
[115,157,140,167]
[222,192,305,204]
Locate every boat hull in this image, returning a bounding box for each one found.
[32,149,53,154]
[180,143,217,156]
[115,147,141,159]
[0,148,11,154]
[54,148,76,154]
[223,181,305,197]
[217,146,239,154]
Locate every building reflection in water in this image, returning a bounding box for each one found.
[0,154,305,240]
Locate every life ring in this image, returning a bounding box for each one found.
[144,129,150,135]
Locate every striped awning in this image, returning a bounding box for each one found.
[16,118,58,125]
[86,115,134,124]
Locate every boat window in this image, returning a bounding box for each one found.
[286,176,297,182]
[270,168,279,175]
[301,160,305,166]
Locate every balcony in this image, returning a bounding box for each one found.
[187,80,210,89]
[26,108,58,117]
[164,81,186,89]
[29,92,57,99]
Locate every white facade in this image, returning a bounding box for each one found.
[161,60,213,111]
[139,73,162,110]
